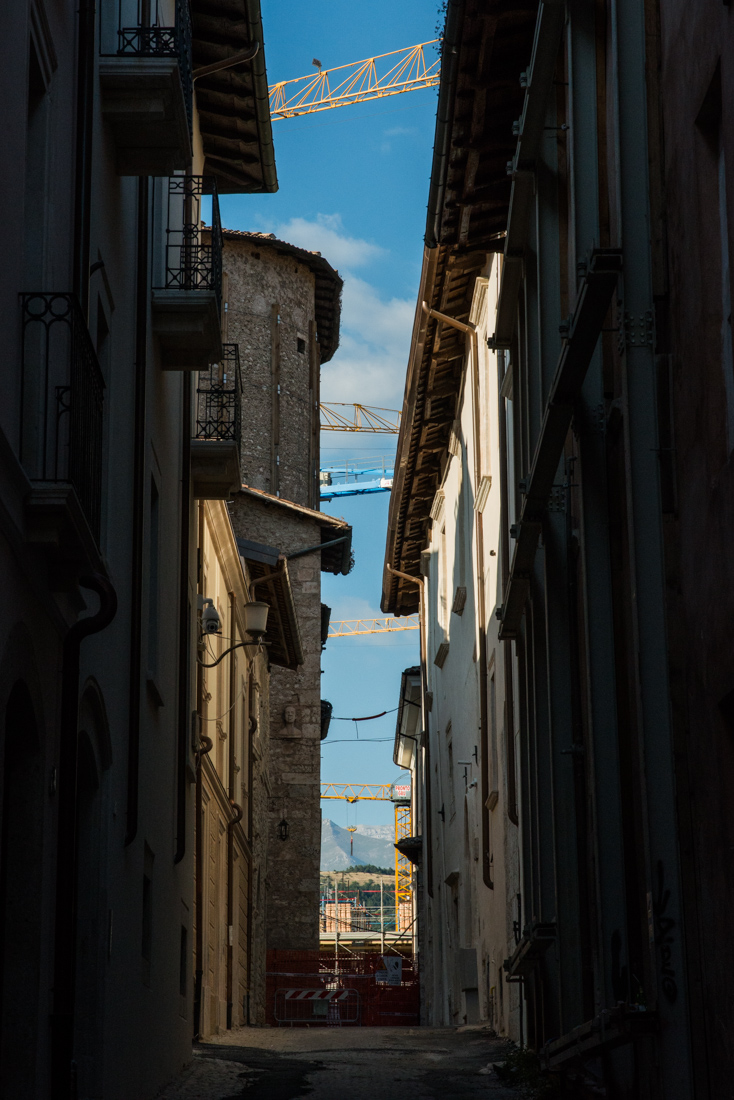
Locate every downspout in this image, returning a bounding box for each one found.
[73,0,95,316]
[245,675,255,1024]
[174,374,193,862]
[125,176,149,848]
[51,574,118,1100]
[193,502,206,1040]
[226,591,236,1029]
[421,304,493,889]
[497,348,519,825]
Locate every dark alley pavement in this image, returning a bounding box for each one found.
[157,1026,521,1100]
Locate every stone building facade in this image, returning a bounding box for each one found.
[221,229,341,507]
[213,231,350,990]
[230,489,351,958]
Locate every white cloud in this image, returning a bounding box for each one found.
[267,213,384,270]
[328,595,383,621]
[384,126,415,137]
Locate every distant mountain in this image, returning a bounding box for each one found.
[320,818,396,872]
[354,824,394,841]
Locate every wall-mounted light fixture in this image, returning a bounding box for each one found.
[243,600,270,641]
[277,818,289,841]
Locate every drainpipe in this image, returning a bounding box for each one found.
[51,573,118,1100]
[173,375,193,862]
[193,503,206,1039]
[245,676,256,1025]
[125,176,149,849]
[73,0,95,317]
[226,591,236,1029]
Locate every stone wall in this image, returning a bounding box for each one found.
[229,494,325,952]
[224,234,318,507]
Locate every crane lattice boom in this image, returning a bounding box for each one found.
[320,402,401,434]
[269,42,440,120]
[321,782,394,802]
[328,616,419,637]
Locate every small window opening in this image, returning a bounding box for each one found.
[179,926,187,996]
[297,337,306,354]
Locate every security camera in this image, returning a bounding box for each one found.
[201,598,221,635]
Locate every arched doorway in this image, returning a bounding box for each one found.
[0,680,44,1095]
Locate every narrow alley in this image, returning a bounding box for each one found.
[2,0,733,1095]
[159,1027,520,1100]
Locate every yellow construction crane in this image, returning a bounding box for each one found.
[320,403,401,434]
[328,616,419,637]
[269,42,440,120]
[320,781,413,933]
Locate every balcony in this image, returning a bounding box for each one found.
[19,294,106,581]
[152,176,223,369]
[100,0,192,175]
[191,345,242,498]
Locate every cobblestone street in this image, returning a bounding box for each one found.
[157,1027,521,1100]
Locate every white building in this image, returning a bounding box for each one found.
[385,261,522,1036]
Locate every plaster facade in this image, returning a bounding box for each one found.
[193,500,270,1036]
[0,0,275,1094]
[401,267,521,1035]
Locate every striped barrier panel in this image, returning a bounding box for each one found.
[274,987,360,1024]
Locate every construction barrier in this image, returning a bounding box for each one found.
[274,987,360,1025]
[266,949,420,1027]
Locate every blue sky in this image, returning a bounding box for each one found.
[221,0,440,826]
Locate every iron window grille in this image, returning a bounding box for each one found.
[195,345,242,458]
[109,0,193,137]
[19,294,105,542]
[159,176,223,318]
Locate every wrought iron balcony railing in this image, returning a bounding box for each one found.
[113,0,193,136]
[195,345,242,457]
[160,176,223,317]
[20,294,105,541]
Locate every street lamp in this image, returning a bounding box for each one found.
[243,599,269,641]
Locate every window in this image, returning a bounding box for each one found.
[696,63,734,453]
[142,843,154,981]
[23,42,49,286]
[141,879,151,962]
[147,479,160,675]
[447,724,456,819]
[297,337,306,354]
[489,672,498,808]
[440,524,448,627]
[179,926,188,996]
